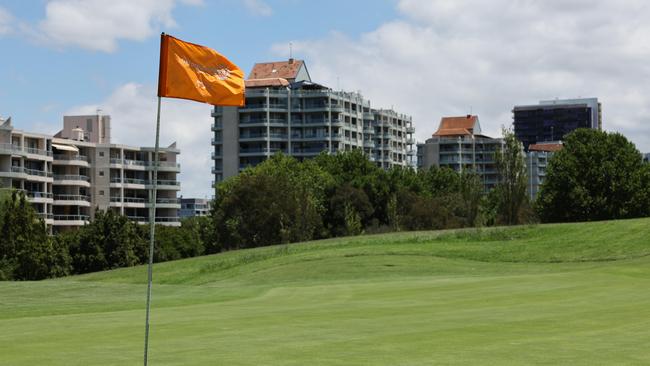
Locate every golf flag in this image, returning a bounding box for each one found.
[158,34,245,106]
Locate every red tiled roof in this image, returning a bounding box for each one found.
[248,60,304,80]
[529,143,563,152]
[433,115,478,137]
[245,78,289,88]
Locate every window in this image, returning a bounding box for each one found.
[99,151,104,157]
[86,119,93,132]
[99,171,104,176]
[99,190,104,196]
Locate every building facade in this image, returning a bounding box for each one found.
[417,115,502,192]
[0,115,180,231]
[212,59,415,185]
[513,97,601,151]
[526,142,562,199]
[179,197,211,218]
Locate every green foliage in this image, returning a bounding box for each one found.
[0,191,69,280]
[69,210,144,274]
[214,153,331,249]
[537,129,650,222]
[493,128,531,225]
[211,151,497,249]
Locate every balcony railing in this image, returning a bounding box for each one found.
[10,166,52,177]
[53,214,90,221]
[26,191,53,199]
[53,174,90,182]
[110,158,179,168]
[239,148,287,154]
[1,144,58,157]
[53,194,90,202]
[54,154,88,162]
[127,216,181,223]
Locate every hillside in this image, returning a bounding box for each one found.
[2,218,650,365]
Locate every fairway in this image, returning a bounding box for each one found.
[2,218,650,365]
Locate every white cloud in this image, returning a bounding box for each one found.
[37,0,199,52]
[0,6,13,35]
[67,83,214,198]
[243,0,273,17]
[277,0,650,152]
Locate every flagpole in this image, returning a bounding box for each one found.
[144,95,161,366]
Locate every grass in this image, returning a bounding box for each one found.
[2,218,650,365]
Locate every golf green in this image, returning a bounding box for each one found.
[2,218,650,365]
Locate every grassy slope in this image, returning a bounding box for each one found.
[1,218,650,365]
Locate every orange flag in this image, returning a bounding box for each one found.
[158,34,245,106]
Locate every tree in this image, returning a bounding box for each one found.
[213,153,332,249]
[493,128,530,225]
[328,184,374,236]
[69,210,144,274]
[0,191,69,280]
[537,129,649,222]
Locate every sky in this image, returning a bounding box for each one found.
[1,0,649,198]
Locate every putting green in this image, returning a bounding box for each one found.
[2,218,650,365]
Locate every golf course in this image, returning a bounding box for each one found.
[2,218,650,365]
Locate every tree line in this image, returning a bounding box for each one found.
[1,128,649,280]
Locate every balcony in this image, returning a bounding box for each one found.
[110,158,180,171]
[53,154,89,166]
[240,103,288,112]
[3,166,53,180]
[127,216,181,226]
[53,194,91,206]
[0,143,27,156]
[239,147,287,156]
[240,118,287,126]
[53,214,90,226]
[239,133,288,141]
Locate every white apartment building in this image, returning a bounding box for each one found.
[0,114,180,232]
[212,59,415,185]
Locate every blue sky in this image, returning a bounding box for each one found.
[0,0,397,132]
[2,0,650,198]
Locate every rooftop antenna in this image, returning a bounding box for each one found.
[96,108,103,116]
[337,76,340,90]
[289,42,293,58]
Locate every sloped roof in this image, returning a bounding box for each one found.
[245,78,290,88]
[529,143,563,152]
[249,60,304,80]
[433,115,479,137]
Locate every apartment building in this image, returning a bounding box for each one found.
[0,117,54,226]
[212,59,415,185]
[513,97,601,151]
[526,142,562,199]
[0,114,180,231]
[417,115,502,192]
[179,197,211,218]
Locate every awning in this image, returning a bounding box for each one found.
[52,143,79,152]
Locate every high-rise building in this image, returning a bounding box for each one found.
[0,114,180,232]
[179,197,211,218]
[513,97,601,151]
[526,142,562,199]
[211,59,415,185]
[643,153,650,163]
[417,115,502,192]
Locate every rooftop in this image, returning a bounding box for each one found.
[433,115,480,137]
[249,59,305,81]
[529,143,563,152]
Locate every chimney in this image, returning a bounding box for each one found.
[288,58,294,64]
[466,114,472,119]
